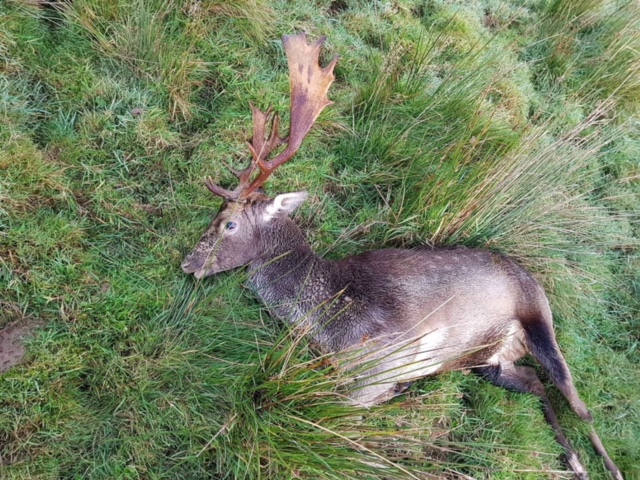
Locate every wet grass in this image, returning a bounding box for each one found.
[1,0,638,478]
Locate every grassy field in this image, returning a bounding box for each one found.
[1,0,639,478]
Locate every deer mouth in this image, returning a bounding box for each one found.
[181,258,217,279]
[181,258,204,275]
[193,267,213,279]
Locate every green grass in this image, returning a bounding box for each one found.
[1,0,639,478]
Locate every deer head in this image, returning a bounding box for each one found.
[181,33,337,279]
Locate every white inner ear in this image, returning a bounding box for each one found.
[263,192,308,221]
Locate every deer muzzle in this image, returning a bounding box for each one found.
[181,257,206,278]
[181,252,224,279]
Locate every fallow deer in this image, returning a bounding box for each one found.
[181,33,623,480]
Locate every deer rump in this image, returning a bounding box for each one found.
[181,33,624,480]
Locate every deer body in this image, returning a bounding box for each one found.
[183,194,570,408]
[247,216,529,372]
[181,33,623,480]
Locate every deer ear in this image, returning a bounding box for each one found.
[264,192,308,221]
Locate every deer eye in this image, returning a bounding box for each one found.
[225,221,237,231]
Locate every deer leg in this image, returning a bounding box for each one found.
[394,381,414,395]
[588,431,624,480]
[476,363,589,480]
[522,320,624,480]
[523,319,592,422]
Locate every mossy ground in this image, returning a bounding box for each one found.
[1,1,638,479]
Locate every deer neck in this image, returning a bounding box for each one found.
[247,218,332,326]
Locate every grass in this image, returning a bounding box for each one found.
[1,0,639,478]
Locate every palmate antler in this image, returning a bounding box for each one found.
[205,33,338,202]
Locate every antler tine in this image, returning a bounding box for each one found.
[204,33,337,202]
[204,176,239,199]
[204,105,283,202]
[245,104,284,186]
[247,104,283,163]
